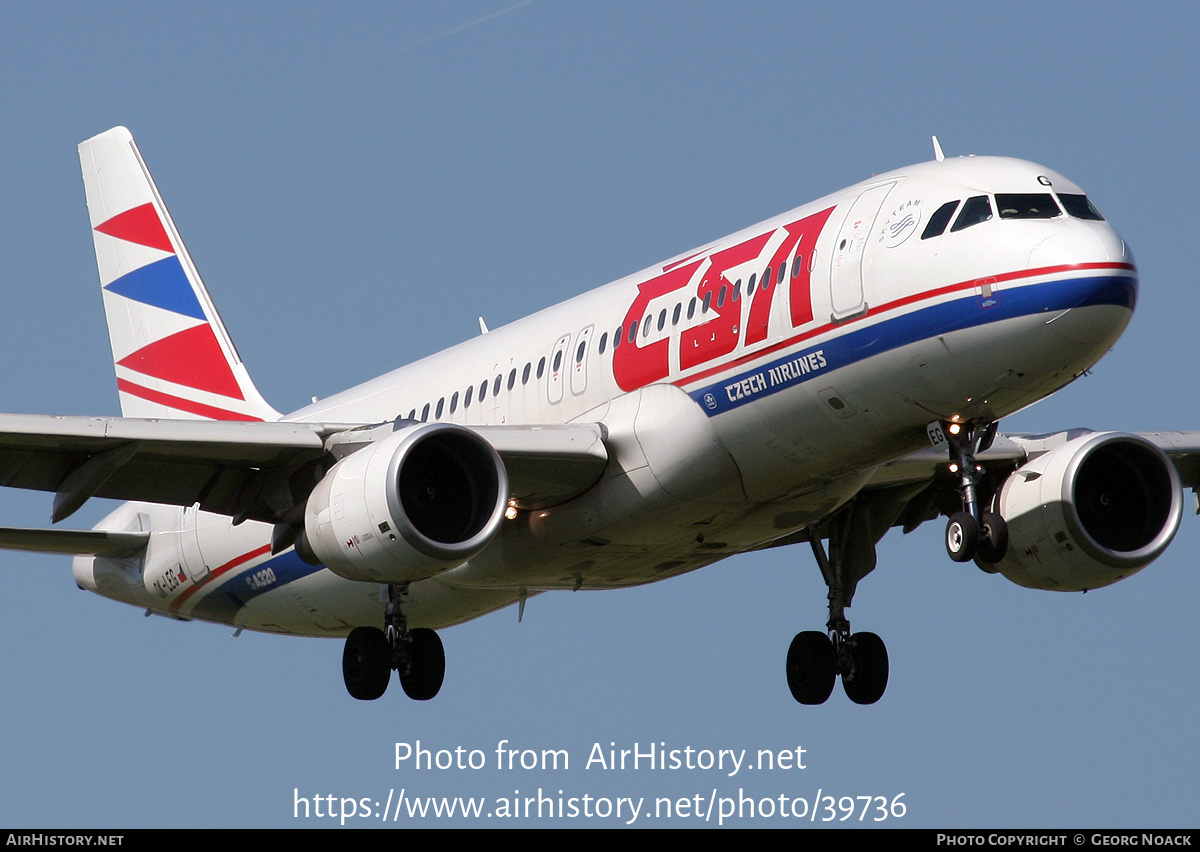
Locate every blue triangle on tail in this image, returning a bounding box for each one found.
[103,256,206,321]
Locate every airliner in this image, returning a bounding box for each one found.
[0,127,1189,707]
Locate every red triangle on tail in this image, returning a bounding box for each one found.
[95,203,175,253]
[117,324,245,400]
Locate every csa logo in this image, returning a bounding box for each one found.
[879,199,922,248]
[704,393,718,410]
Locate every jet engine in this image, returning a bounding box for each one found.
[297,423,508,583]
[989,432,1182,591]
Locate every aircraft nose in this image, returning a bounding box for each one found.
[1029,224,1137,346]
[1028,222,1131,269]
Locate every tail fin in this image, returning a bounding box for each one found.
[78,127,280,422]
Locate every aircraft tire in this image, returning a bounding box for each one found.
[399,627,445,701]
[975,511,1008,563]
[946,512,978,562]
[842,632,888,705]
[343,626,391,701]
[786,631,836,705]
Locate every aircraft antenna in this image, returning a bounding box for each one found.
[932,135,946,162]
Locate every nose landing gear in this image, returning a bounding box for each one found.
[342,583,446,702]
[939,420,1007,564]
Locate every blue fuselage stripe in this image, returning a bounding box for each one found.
[687,274,1136,415]
[186,549,324,623]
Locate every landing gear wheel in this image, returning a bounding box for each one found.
[946,512,978,563]
[841,632,888,705]
[975,511,1008,563]
[398,627,446,701]
[343,626,391,700]
[786,631,837,705]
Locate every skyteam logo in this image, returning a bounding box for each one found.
[878,199,922,248]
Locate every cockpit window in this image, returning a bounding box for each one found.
[1057,193,1105,221]
[996,193,1060,219]
[921,200,960,239]
[950,195,993,232]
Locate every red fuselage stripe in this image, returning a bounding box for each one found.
[673,261,1135,389]
[169,544,272,613]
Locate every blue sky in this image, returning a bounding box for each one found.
[0,1,1197,828]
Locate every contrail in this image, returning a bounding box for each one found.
[385,0,537,58]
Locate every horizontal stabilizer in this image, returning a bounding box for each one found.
[0,526,148,558]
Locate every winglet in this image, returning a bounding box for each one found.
[79,127,281,422]
[932,135,946,162]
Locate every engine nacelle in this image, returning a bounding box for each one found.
[991,432,1182,591]
[299,423,508,583]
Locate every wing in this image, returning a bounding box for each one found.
[0,414,608,529]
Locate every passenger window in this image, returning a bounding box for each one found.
[537,357,546,378]
[407,408,416,420]
[791,256,803,278]
[996,193,1060,219]
[553,350,562,372]
[950,196,992,232]
[761,268,771,291]
[687,298,697,320]
[1057,193,1105,221]
[717,285,726,308]
[421,403,430,421]
[672,303,681,325]
[747,273,757,294]
[732,281,741,302]
[657,309,666,331]
[575,341,586,363]
[777,264,786,285]
[493,375,502,396]
[465,386,473,408]
[642,315,652,337]
[479,380,487,401]
[922,200,960,239]
[507,369,516,391]
[450,392,458,414]
[702,291,712,313]
[435,398,444,419]
[523,362,531,383]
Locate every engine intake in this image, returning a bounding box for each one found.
[298,423,508,583]
[991,432,1182,591]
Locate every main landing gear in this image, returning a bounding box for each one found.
[786,498,892,705]
[343,584,445,702]
[939,420,1008,565]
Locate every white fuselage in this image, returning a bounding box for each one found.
[75,155,1137,637]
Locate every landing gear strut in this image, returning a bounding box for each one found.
[940,420,1007,564]
[342,584,446,701]
[786,501,890,705]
